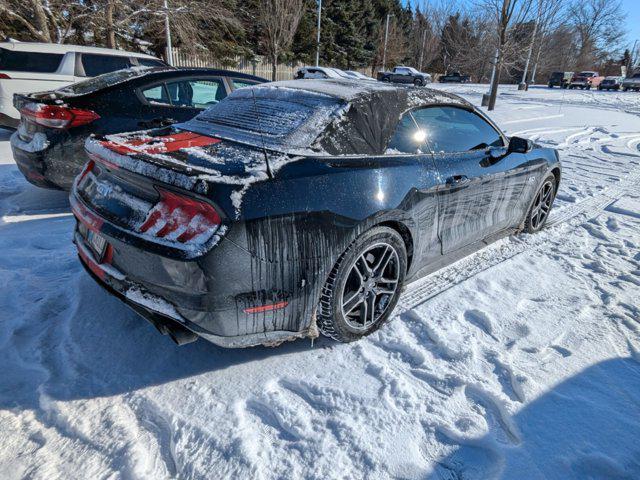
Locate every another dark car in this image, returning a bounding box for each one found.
[547,71,572,88]
[439,72,470,83]
[377,66,432,86]
[622,72,640,91]
[71,79,560,348]
[10,67,266,190]
[598,76,624,91]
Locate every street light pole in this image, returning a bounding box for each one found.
[164,0,173,66]
[315,0,322,67]
[382,13,392,71]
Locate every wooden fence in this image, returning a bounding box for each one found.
[172,49,305,81]
[171,49,376,80]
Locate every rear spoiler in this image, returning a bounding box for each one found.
[13,91,64,111]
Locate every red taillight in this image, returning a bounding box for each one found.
[139,188,221,244]
[0,73,11,79]
[20,102,100,129]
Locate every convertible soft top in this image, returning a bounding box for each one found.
[178,79,472,156]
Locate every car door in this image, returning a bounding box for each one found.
[412,106,529,254]
[138,76,228,127]
[385,109,442,270]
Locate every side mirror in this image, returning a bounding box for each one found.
[507,136,533,154]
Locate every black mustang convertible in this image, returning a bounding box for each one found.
[71,79,560,347]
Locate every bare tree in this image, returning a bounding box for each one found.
[479,0,532,110]
[0,0,90,43]
[257,0,304,80]
[568,0,625,70]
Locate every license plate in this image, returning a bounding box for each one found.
[87,230,107,261]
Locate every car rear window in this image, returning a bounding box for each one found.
[80,54,132,77]
[177,86,346,151]
[0,48,63,73]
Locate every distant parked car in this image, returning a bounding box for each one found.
[598,76,624,91]
[622,72,640,91]
[568,71,604,90]
[0,41,166,129]
[344,70,375,81]
[295,67,352,80]
[377,66,432,86]
[11,67,266,190]
[439,72,471,83]
[547,71,573,88]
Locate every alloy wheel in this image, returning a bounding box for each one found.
[340,242,400,331]
[530,180,554,230]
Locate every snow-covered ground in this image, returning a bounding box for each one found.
[1,85,639,479]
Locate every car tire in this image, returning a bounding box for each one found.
[597,86,602,90]
[381,77,390,82]
[548,83,553,88]
[523,174,556,234]
[317,226,407,343]
[414,78,423,86]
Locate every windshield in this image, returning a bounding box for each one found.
[176,86,347,152]
[57,66,157,96]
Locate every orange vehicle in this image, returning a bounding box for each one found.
[568,71,604,90]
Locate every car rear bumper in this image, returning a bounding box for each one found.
[11,129,86,190]
[70,192,313,348]
[11,138,63,189]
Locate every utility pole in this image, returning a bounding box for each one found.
[164,0,173,66]
[382,13,393,71]
[315,0,322,67]
[418,28,427,71]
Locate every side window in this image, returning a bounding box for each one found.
[134,58,166,68]
[0,48,63,72]
[411,106,504,153]
[164,79,226,108]
[387,112,428,154]
[81,54,132,76]
[232,78,260,89]
[141,84,170,105]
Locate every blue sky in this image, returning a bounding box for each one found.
[621,0,640,46]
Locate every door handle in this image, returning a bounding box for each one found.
[445,175,469,185]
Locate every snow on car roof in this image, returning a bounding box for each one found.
[0,41,159,59]
[255,78,470,106]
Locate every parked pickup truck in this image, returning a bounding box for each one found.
[622,72,640,91]
[377,66,431,86]
[438,72,470,83]
[568,71,604,90]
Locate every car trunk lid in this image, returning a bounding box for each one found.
[74,128,276,256]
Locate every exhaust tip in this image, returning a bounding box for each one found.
[167,326,198,346]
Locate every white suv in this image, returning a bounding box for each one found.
[0,42,166,128]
